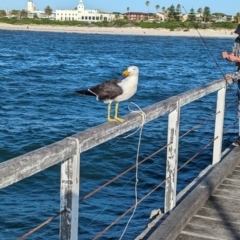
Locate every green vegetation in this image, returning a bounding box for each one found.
[0,18,238,30]
[0,18,89,26]
[0,18,237,31]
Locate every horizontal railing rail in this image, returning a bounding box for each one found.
[0,78,232,189]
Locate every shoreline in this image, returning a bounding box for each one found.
[0,23,237,38]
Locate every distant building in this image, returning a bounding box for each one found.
[27,0,56,19]
[55,0,115,22]
[156,12,166,22]
[27,0,35,12]
[123,12,148,21]
[225,15,234,22]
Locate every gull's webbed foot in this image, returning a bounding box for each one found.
[108,117,118,122]
[114,117,125,123]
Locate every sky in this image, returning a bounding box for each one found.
[0,0,239,15]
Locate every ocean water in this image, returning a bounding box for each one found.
[0,29,238,240]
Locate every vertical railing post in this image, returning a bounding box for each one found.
[212,87,226,165]
[165,100,180,213]
[60,138,80,240]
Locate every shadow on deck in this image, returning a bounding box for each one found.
[138,145,240,240]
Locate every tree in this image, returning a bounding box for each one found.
[44,5,52,18]
[212,12,224,19]
[0,10,6,18]
[10,9,19,18]
[127,7,130,21]
[162,6,166,14]
[197,8,203,17]
[115,13,120,21]
[20,9,28,19]
[167,5,175,21]
[145,1,150,20]
[175,4,182,21]
[203,6,211,22]
[161,6,166,21]
[188,8,196,22]
[155,5,160,21]
[234,12,240,23]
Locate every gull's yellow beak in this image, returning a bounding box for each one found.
[122,70,130,77]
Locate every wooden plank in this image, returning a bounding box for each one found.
[221,179,240,187]
[195,207,240,223]
[0,138,78,189]
[215,184,240,197]
[213,190,240,200]
[182,221,240,240]
[225,174,240,181]
[190,215,240,228]
[147,146,240,240]
[229,170,240,175]
[204,195,240,213]
[176,233,218,240]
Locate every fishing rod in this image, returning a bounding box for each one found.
[181,5,239,101]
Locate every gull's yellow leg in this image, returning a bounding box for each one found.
[114,102,125,122]
[107,103,117,122]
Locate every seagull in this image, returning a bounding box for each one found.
[75,66,139,122]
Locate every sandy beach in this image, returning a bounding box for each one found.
[0,22,237,38]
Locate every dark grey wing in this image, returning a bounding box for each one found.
[89,79,123,101]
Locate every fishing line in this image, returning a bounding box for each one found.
[181,5,239,102]
[86,103,146,239]
[119,102,145,240]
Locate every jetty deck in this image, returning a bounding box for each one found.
[145,146,240,240]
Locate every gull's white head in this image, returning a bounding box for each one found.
[122,66,139,77]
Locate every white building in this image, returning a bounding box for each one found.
[27,0,56,19]
[55,0,115,22]
[27,0,35,12]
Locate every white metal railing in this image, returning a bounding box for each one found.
[0,78,234,239]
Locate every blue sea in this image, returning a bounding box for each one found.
[0,29,238,240]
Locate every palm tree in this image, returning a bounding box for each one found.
[176,4,181,21]
[197,8,203,17]
[155,5,160,21]
[145,1,150,20]
[127,7,130,21]
[20,9,28,19]
[162,7,166,21]
[10,9,19,18]
[197,8,203,22]
[44,5,52,18]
